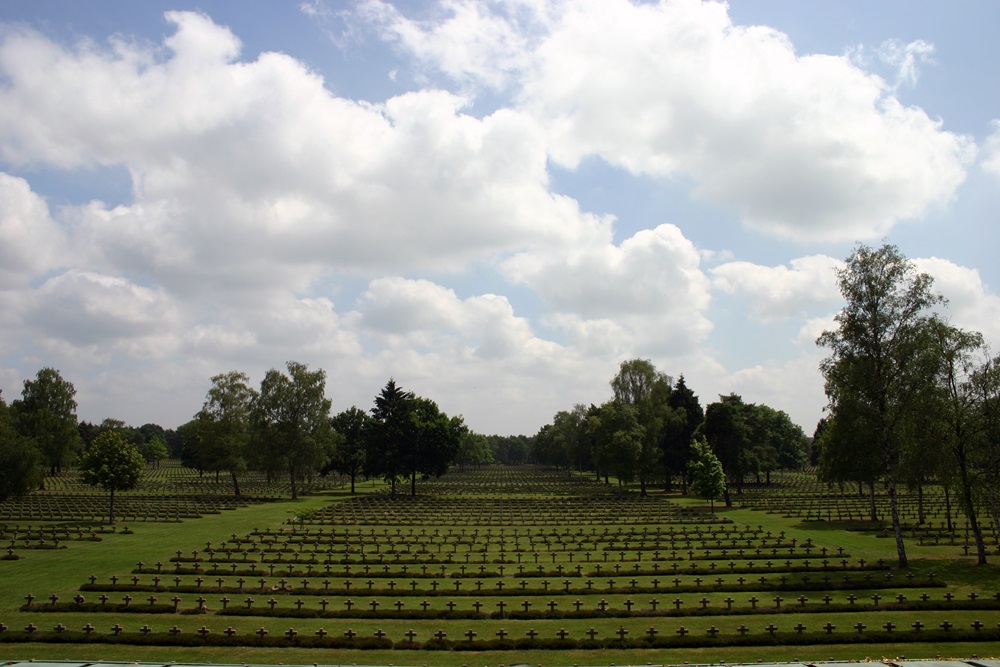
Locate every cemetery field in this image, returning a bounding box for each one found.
[1,464,999,665]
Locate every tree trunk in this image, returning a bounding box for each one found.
[723,483,732,508]
[289,465,298,500]
[108,488,115,525]
[230,470,241,496]
[350,471,356,494]
[867,481,878,521]
[411,470,416,496]
[956,449,988,565]
[917,482,925,525]
[886,474,908,568]
[943,483,954,532]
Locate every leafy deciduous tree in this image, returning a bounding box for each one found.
[197,371,257,495]
[0,391,43,500]
[252,362,335,500]
[610,358,672,496]
[13,368,81,476]
[817,242,945,568]
[79,430,145,524]
[327,406,370,494]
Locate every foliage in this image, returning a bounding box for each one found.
[922,321,994,564]
[0,390,43,500]
[688,435,725,514]
[367,378,414,495]
[455,430,493,470]
[139,435,170,466]
[609,358,673,496]
[78,430,146,523]
[193,371,257,495]
[251,361,335,500]
[367,379,464,495]
[817,242,945,568]
[486,433,531,464]
[663,375,704,491]
[700,394,750,506]
[326,406,371,493]
[12,367,81,475]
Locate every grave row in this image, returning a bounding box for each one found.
[2,618,999,650]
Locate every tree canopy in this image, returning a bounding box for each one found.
[818,242,946,568]
[12,367,81,476]
[79,430,145,523]
[0,391,43,501]
[252,361,335,500]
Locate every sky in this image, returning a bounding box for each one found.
[1,0,999,436]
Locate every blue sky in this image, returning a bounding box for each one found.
[1,0,998,436]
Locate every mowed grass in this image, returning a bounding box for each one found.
[2,467,1000,665]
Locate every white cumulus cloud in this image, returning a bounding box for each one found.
[711,255,842,322]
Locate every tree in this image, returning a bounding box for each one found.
[606,402,644,486]
[367,380,463,496]
[13,368,81,476]
[688,436,726,515]
[817,242,945,568]
[548,408,584,475]
[972,354,1000,543]
[367,379,414,496]
[0,391,43,500]
[327,406,371,494]
[487,434,529,464]
[700,394,751,506]
[746,404,808,484]
[924,322,990,564]
[610,359,672,496]
[407,397,463,494]
[196,371,257,495]
[252,362,335,500]
[139,435,170,467]
[456,431,493,471]
[79,430,145,524]
[663,375,703,491]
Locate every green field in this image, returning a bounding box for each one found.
[1,463,998,665]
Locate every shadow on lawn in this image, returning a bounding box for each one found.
[793,519,888,533]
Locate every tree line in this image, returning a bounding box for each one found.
[178,365,486,498]
[815,242,1000,567]
[529,359,809,506]
[0,362,489,514]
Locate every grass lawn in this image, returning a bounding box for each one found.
[2,467,999,665]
